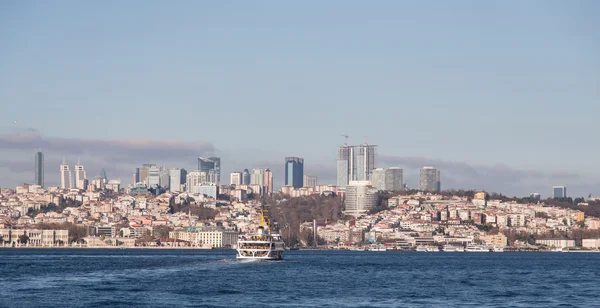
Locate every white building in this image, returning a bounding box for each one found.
[169,168,187,192]
[74,160,86,190]
[303,175,317,188]
[60,159,72,190]
[194,183,218,199]
[147,166,160,187]
[230,172,242,186]
[344,181,379,216]
[582,239,600,249]
[536,238,575,248]
[169,227,238,248]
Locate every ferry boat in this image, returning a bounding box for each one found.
[490,246,504,252]
[465,244,489,252]
[416,245,439,252]
[442,245,465,252]
[236,209,285,260]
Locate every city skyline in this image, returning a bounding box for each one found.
[1,1,599,196]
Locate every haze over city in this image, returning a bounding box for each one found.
[1,1,599,197]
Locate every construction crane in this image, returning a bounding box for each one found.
[341,134,349,146]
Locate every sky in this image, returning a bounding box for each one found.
[1,1,599,197]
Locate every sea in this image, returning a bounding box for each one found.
[0,249,599,308]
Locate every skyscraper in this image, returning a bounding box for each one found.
[169,168,187,192]
[303,175,317,188]
[553,186,567,198]
[337,144,377,186]
[74,159,87,189]
[285,157,304,188]
[208,157,221,184]
[242,169,251,185]
[230,172,242,186]
[60,158,72,190]
[370,167,403,191]
[263,169,273,196]
[419,166,440,192]
[147,166,160,187]
[250,169,264,186]
[35,151,44,187]
[138,164,154,184]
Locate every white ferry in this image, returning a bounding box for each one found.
[416,245,439,252]
[236,210,285,261]
[442,245,465,252]
[490,246,504,252]
[465,244,489,252]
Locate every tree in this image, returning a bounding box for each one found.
[19,234,29,244]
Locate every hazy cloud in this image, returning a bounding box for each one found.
[0,129,216,163]
[379,155,585,196]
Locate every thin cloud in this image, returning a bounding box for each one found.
[0,129,216,163]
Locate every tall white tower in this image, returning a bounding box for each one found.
[74,158,87,189]
[60,157,72,190]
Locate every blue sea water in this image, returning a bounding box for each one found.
[0,249,599,308]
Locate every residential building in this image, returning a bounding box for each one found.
[230,172,242,186]
[285,157,304,188]
[344,181,379,216]
[263,169,273,196]
[337,144,377,186]
[419,166,440,192]
[553,186,567,198]
[303,175,317,188]
[169,168,187,192]
[147,166,160,187]
[536,238,575,248]
[74,159,86,190]
[194,183,218,199]
[370,167,403,191]
[251,169,264,186]
[60,158,72,190]
[35,151,44,187]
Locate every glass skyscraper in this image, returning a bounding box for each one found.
[285,157,304,188]
[35,151,44,187]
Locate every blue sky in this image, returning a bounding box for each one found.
[1,1,599,197]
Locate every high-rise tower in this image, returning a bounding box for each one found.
[74,159,87,189]
[35,150,44,187]
[337,144,377,186]
[419,166,440,192]
[60,158,72,190]
[285,157,304,188]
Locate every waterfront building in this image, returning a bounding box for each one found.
[60,158,72,190]
[370,167,403,191]
[536,238,575,248]
[553,186,567,198]
[285,157,304,188]
[74,159,86,190]
[230,172,242,186]
[35,151,44,187]
[303,175,317,188]
[419,166,440,192]
[169,227,238,248]
[337,144,377,186]
[344,181,379,216]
